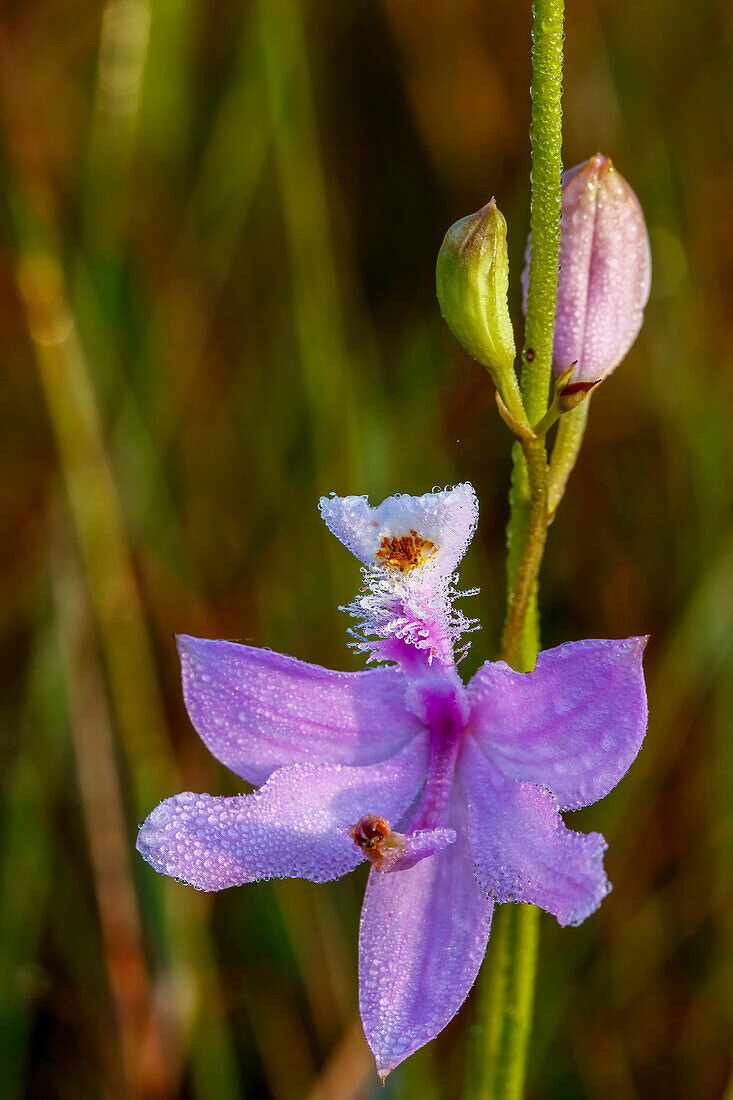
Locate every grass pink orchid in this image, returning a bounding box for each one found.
[137,484,647,1078]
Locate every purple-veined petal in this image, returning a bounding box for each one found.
[319,484,478,578]
[178,635,425,786]
[137,734,429,891]
[467,637,648,810]
[358,787,492,1079]
[460,736,609,927]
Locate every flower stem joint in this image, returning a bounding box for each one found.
[557,379,600,412]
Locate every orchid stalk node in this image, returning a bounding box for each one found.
[532,366,600,439]
[436,200,527,426]
[557,378,601,412]
[495,389,537,442]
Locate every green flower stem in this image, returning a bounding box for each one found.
[548,400,590,517]
[500,437,549,671]
[467,905,540,1100]
[520,0,565,425]
[466,0,564,1096]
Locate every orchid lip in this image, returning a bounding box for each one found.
[323,487,480,667]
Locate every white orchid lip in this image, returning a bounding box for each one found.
[319,484,479,578]
[320,484,481,665]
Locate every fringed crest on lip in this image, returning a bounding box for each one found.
[344,564,479,668]
[320,485,480,667]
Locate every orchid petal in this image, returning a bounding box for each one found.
[359,789,492,1078]
[137,735,429,890]
[460,736,609,926]
[467,637,648,809]
[178,635,424,786]
[319,484,478,577]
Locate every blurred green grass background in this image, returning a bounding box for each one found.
[1,0,731,1096]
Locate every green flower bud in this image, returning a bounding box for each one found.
[436,199,518,397]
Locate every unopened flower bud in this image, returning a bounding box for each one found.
[523,154,651,383]
[437,199,517,391]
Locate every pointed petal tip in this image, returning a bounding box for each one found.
[175,632,197,657]
[475,196,496,217]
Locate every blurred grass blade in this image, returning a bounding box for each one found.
[137,6,269,449]
[0,603,67,1100]
[258,0,363,491]
[78,0,152,278]
[3,117,240,1100]
[50,504,169,1098]
[304,1017,375,1100]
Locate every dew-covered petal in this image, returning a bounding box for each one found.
[359,790,492,1078]
[460,736,609,927]
[319,484,478,577]
[467,637,648,810]
[177,635,425,786]
[136,734,429,890]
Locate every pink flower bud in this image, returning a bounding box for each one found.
[523,153,651,383]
